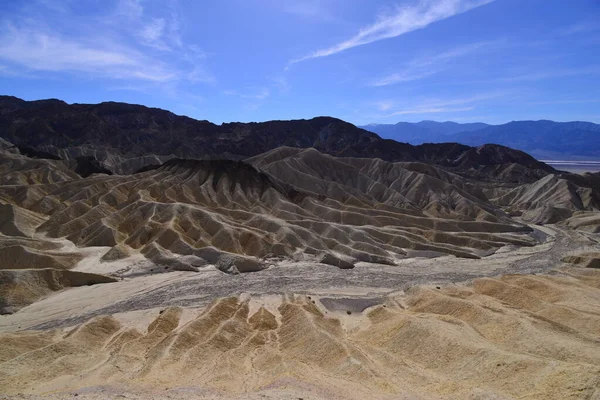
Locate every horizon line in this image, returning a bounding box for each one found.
[2,94,600,126]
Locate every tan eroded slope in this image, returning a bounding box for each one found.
[0,151,536,271]
[0,267,599,399]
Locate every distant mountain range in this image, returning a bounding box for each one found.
[0,95,552,183]
[361,121,490,143]
[360,120,600,160]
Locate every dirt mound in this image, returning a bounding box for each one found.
[563,253,600,269]
[0,269,117,314]
[0,244,82,270]
[99,243,133,262]
[214,253,267,274]
[0,148,79,185]
[491,174,600,224]
[0,204,46,237]
[317,252,356,269]
[141,242,208,272]
[564,211,600,233]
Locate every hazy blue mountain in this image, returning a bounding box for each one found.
[451,120,600,160]
[362,120,600,160]
[413,121,490,135]
[360,121,489,144]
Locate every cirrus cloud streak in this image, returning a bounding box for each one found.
[288,0,495,67]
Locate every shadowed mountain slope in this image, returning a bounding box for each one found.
[0,96,554,182]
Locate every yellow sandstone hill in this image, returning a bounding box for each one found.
[0,267,599,399]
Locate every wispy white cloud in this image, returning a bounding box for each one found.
[288,0,495,67]
[558,20,599,36]
[375,100,395,111]
[224,87,271,100]
[115,0,144,19]
[451,115,493,122]
[440,66,600,86]
[134,7,188,53]
[372,69,441,86]
[527,98,600,105]
[139,18,168,50]
[106,84,154,94]
[182,45,208,62]
[222,77,290,112]
[374,91,507,117]
[186,69,212,84]
[0,23,176,82]
[370,41,493,86]
[499,66,600,83]
[35,0,73,14]
[0,1,214,85]
[271,76,290,94]
[385,106,474,116]
[280,0,332,19]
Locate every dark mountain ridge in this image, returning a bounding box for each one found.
[0,96,377,159]
[0,95,553,182]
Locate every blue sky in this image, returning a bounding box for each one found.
[0,0,599,125]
